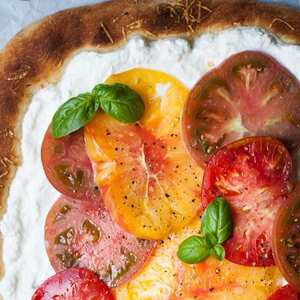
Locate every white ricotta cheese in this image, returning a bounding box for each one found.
[0,26,298,300]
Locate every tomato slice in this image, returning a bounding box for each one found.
[267,285,300,300]
[41,127,98,200]
[273,184,300,293]
[45,195,156,287]
[32,268,115,300]
[84,68,202,240]
[201,136,293,266]
[182,51,300,169]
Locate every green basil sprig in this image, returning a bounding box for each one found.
[201,196,232,244]
[177,196,232,264]
[51,83,145,138]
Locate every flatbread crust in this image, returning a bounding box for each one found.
[0,0,300,287]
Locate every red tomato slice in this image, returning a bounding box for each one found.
[201,136,293,266]
[267,285,300,300]
[45,195,156,287]
[273,184,300,293]
[31,268,115,300]
[41,127,98,200]
[182,51,300,169]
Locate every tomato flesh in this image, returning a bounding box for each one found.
[32,268,115,300]
[41,127,98,200]
[267,285,300,300]
[202,136,293,266]
[273,184,300,293]
[182,51,300,170]
[84,68,202,240]
[45,195,156,287]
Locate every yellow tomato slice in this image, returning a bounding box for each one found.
[116,219,284,300]
[84,68,202,239]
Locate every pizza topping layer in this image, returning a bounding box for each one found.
[84,68,202,240]
[37,54,300,298]
[182,51,300,170]
[31,268,115,300]
[201,136,293,266]
[45,195,156,287]
[41,62,297,297]
[273,184,300,293]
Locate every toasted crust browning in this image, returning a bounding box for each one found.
[1,0,300,286]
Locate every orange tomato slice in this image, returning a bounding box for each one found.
[172,255,282,300]
[116,219,283,300]
[84,68,202,239]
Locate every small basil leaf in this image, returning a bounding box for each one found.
[51,93,99,138]
[177,236,210,264]
[205,232,218,248]
[210,244,225,261]
[201,196,233,244]
[93,83,145,123]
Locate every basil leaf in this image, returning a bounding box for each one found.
[205,232,218,248]
[93,83,145,123]
[177,236,210,264]
[51,93,99,138]
[210,244,225,261]
[201,196,233,244]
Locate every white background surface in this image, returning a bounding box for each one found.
[0,0,106,49]
[0,0,300,50]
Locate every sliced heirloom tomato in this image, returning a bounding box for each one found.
[116,219,283,300]
[41,127,98,200]
[32,268,114,300]
[273,184,300,293]
[84,68,202,240]
[202,136,293,266]
[182,51,300,170]
[173,256,283,300]
[267,285,300,300]
[45,196,156,287]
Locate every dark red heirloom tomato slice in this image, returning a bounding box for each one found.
[41,127,98,200]
[183,51,300,169]
[45,195,156,287]
[32,268,114,300]
[202,136,293,267]
[273,184,300,293]
[267,285,300,300]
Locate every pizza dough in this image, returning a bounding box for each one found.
[1,0,300,299]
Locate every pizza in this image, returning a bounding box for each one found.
[1,0,300,299]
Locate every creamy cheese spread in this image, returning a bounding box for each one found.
[0,27,297,300]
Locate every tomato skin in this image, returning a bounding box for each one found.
[182,51,300,169]
[201,136,293,267]
[45,195,156,287]
[267,285,300,300]
[41,127,98,201]
[31,268,115,300]
[273,184,300,293]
